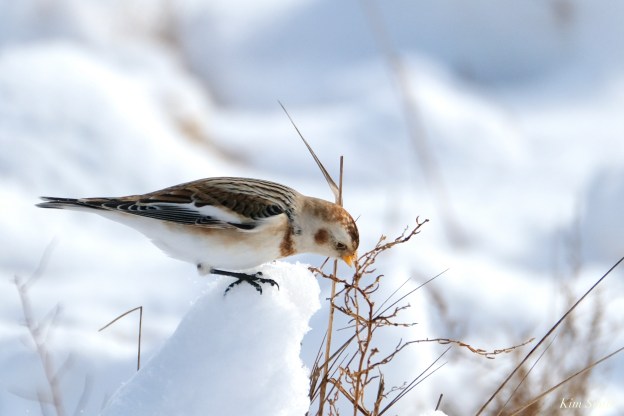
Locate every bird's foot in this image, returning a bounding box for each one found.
[210,269,279,295]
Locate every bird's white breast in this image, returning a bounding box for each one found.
[97,211,289,270]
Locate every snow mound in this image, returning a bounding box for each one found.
[100,261,320,416]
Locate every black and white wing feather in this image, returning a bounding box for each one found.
[38,177,300,231]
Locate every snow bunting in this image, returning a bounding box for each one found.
[37,177,359,293]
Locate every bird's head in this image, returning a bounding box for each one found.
[299,197,359,266]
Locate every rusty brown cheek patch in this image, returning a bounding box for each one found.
[314,228,329,245]
[280,225,296,257]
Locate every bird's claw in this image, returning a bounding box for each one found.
[217,270,279,295]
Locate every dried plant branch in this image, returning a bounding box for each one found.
[310,333,357,402]
[328,377,369,416]
[99,306,144,371]
[279,102,347,416]
[313,220,438,415]
[24,238,58,290]
[372,372,384,415]
[435,394,443,411]
[317,158,344,415]
[278,101,341,203]
[13,243,66,416]
[308,214,537,415]
[422,337,535,359]
[497,332,560,414]
[73,373,93,416]
[508,345,624,416]
[477,255,624,415]
[13,244,94,415]
[309,330,328,401]
[374,269,446,320]
[379,347,451,415]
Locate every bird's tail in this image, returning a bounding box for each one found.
[37,197,105,211]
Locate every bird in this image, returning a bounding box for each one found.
[37,177,359,294]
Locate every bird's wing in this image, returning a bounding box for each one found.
[41,177,299,230]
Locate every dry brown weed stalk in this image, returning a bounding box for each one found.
[309,220,532,415]
[479,251,624,416]
[14,274,66,416]
[11,243,95,416]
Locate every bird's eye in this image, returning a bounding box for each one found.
[335,242,347,251]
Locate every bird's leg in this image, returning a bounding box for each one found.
[209,268,279,295]
[196,263,210,276]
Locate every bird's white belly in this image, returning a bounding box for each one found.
[99,212,286,270]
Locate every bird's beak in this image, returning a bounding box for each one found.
[341,253,357,267]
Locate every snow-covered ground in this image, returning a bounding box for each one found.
[101,262,319,416]
[1,1,623,415]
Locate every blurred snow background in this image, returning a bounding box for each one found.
[1,0,623,415]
